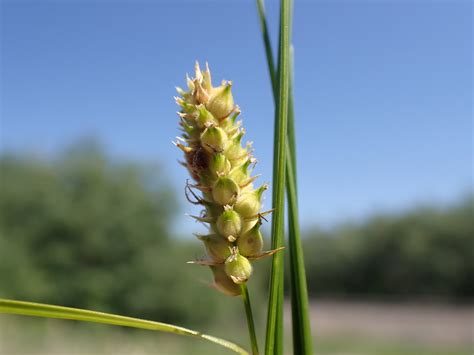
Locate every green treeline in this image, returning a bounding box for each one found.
[0,145,472,326]
[302,197,473,299]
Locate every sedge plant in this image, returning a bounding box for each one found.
[0,0,313,354]
[174,62,282,354]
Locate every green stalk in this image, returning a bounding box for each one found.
[0,298,248,355]
[274,284,284,353]
[286,143,312,354]
[286,46,312,355]
[263,0,291,353]
[241,284,259,355]
[255,0,277,95]
[255,0,313,354]
[286,47,297,184]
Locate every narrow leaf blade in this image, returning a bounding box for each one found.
[263,0,292,353]
[0,298,249,355]
[255,0,313,353]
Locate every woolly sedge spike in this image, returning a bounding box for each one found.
[174,63,278,296]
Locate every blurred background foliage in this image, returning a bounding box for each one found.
[0,142,472,332]
[0,142,219,325]
[302,197,473,300]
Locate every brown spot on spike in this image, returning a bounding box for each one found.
[184,147,209,181]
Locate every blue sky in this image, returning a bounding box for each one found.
[1,0,472,234]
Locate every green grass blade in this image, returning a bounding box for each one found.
[0,298,249,355]
[286,47,297,185]
[274,284,284,353]
[286,46,313,355]
[255,0,277,95]
[263,0,291,353]
[286,144,313,354]
[255,1,313,354]
[241,284,259,355]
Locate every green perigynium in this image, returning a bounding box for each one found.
[175,63,273,296]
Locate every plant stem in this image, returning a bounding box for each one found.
[264,0,291,353]
[255,0,313,354]
[241,284,259,355]
[255,0,277,95]
[286,143,313,354]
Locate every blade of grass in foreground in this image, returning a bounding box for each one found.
[255,0,313,354]
[0,298,249,355]
[241,284,259,355]
[286,46,313,355]
[264,0,291,353]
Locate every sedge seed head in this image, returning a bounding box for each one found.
[224,248,253,284]
[237,224,264,257]
[212,176,240,206]
[196,105,218,128]
[175,62,269,292]
[198,234,233,262]
[209,153,231,177]
[206,82,234,119]
[234,191,261,218]
[210,265,242,296]
[200,126,227,153]
[216,206,242,240]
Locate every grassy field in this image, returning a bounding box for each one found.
[1,301,472,355]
